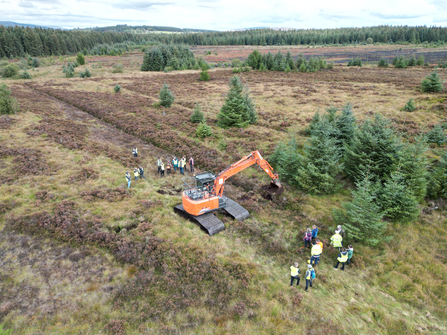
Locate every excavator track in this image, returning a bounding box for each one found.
[174,204,225,236]
[222,198,250,220]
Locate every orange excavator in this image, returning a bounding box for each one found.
[174,151,283,236]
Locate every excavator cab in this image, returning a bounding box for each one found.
[194,172,215,193]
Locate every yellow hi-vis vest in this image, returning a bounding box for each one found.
[157,159,162,167]
[290,266,299,277]
[338,251,348,263]
[305,269,313,280]
[331,233,343,247]
[311,244,322,256]
[134,169,139,177]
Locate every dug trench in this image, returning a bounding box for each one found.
[22,82,278,199]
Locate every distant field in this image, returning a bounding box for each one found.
[1,47,447,334]
[193,44,447,64]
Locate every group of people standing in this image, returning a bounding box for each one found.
[125,147,197,188]
[290,224,354,291]
[125,166,146,188]
[157,156,194,177]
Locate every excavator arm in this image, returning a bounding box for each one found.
[214,151,281,197]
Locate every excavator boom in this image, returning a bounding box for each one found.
[214,151,281,197]
[175,150,283,236]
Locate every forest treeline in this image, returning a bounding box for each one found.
[150,26,447,46]
[0,25,151,58]
[1,25,447,59]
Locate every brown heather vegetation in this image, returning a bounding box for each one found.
[1,46,447,334]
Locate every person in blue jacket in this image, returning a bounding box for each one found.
[311,225,318,240]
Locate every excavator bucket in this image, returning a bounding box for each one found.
[270,179,284,195]
[260,179,284,200]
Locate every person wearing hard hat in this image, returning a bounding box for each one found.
[290,262,301,287]
[330,230,343,251]
[334,247,349,271]
[305,264,316,291]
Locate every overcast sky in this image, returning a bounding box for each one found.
[1,0,446,30]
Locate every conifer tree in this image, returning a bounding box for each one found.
[295,127,342,194]
[285,51,295,70]
[269,138,303,184]
[0,84,19,115]
[217,76,257,128]
[398,137,429,202]
[427,151,447,199]
[247,50,262,69]
[159,83,175,107]
[378,57,389,67]
[344,115,402,183]
[76,53,85,65]
[425,124,446,146]
[335,103,357,148]
[332,175,387,246]
[416,55,425,66]
[403,98,416,112]
[196,119,213,138]
[421,72,443,93]
[273,51,286,71]
[265,52,274,70]
[190,103,204,123]
[199,65,210,81]
[376,171,420,222]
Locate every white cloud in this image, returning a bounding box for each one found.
[0,0,445,30]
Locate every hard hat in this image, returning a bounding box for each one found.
[307,264,312,268]
[337,225,342,229]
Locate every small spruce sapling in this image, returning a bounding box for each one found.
[190,103,204,123]
[76,53,85,65]
[425,124,446,146]
[159,83,175,107]
[200,65,210,81]
[0,84,19,115]
[421,72,443,93]
[196,119,213,138]
[378,57,389,68]
[402,99,416,112]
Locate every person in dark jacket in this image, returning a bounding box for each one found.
[303,228,312,248]
[311,225,318,240]
[189,157,194,172]
[138,166,146,180]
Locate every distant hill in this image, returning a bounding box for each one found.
[0,21,62,29]
[85,24,216,33]
[230,27,296,31]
